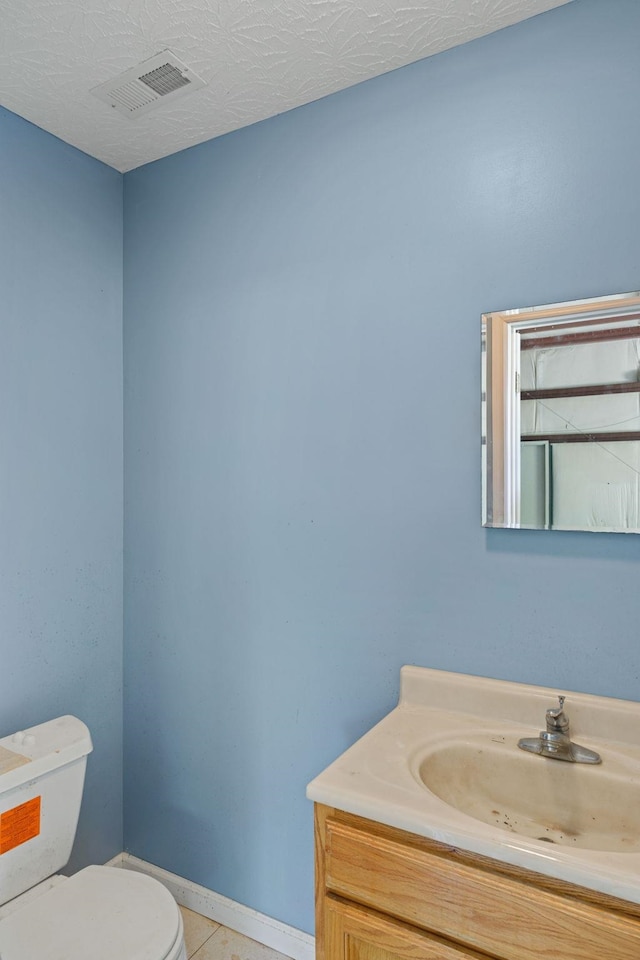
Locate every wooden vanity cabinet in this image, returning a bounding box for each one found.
[314,804,640,960]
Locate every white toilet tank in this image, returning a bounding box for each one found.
[0,716,93,906]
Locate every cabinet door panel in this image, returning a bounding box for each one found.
[326,897,486,960]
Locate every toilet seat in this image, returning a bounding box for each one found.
[0,865,185,960]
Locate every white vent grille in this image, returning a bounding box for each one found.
[139,62,191,96]
[91,51,206,119]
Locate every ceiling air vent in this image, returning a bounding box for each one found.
[91,51,206,119]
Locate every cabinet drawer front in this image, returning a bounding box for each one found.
[324,817,640,960]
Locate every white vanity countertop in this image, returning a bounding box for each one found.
[306,666,640,905]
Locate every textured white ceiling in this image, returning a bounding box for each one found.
[0,0,573,173]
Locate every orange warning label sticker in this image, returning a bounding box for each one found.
[0,796,41,854]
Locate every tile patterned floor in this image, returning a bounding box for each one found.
[180,906,293,960]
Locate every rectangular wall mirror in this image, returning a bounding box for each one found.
[482,291,640,533]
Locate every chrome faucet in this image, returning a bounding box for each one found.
[518,696,601,764]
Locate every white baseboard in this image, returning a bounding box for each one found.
[105,853,315,960]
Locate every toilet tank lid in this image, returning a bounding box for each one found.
[0,716,93,793]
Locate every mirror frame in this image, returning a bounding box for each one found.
[482,290,640,530]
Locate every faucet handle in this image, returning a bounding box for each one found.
[545,695,569,733]
[546,695,565,719]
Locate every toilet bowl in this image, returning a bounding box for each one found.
[0,866,186,960]
[0,716,186,960]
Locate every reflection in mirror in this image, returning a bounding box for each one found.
[482,292,640,533]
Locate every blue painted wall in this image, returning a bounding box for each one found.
[123,0,640,935]
[0,107,124,870]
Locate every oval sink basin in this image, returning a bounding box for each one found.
[416,735,640,852]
